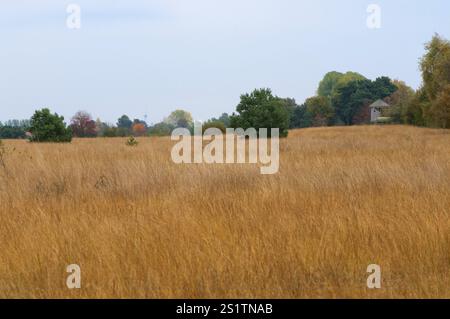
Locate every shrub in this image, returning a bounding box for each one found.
[375,117,393,125]
[0,126,26,139]
[0,139,5,169]
[148,122,175,136]
[202,121,226,134]
[29,108,72,143]
[126,136,138,146]
[230,88,290,137]
[429,84,450,128]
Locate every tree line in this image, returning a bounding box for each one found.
[287,34,450,129]
[1,34,450,142]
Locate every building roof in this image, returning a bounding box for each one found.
[369,99,390,108]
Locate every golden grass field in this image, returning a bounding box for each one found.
[0,125,449,299]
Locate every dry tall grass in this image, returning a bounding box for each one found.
[0,125,449,298]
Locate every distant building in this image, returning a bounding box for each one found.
[369,100,390,122]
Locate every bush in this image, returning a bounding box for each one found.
[30,109,72,143]
[230,88,290,137]
[202,121,226,134]
[126,136,138,146]
[0,139,5,169]
[375,117,393,125]
[29,108,72,143]
[0,120,30,139]
[0,126,26,139]
[429,84,450,128]
[148,122,175,136]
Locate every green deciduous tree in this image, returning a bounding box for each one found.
[207,113,231,128]
[165,110,193,128]
[279,98,298,129]
[148,122,175,136]
[404,87,428,127]
[117,115,133,130]
[29,108,72,143]
[385,80,416,124]
[291,104,313,128]
[0,120,30,139]
[202,120,226,134]
[305,96,335,127]
[332,77,396,125]
[230,88,290,137]
[317,71,344,98]
[318,71,366,98]
[420,34,450,101]
[217,113,231,127]
[418,34,450,127]
[429,84,450,128]
[332,80,373,125]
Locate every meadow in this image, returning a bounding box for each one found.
[0,125,449,298]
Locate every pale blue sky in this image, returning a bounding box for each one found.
[0,0,449,124]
